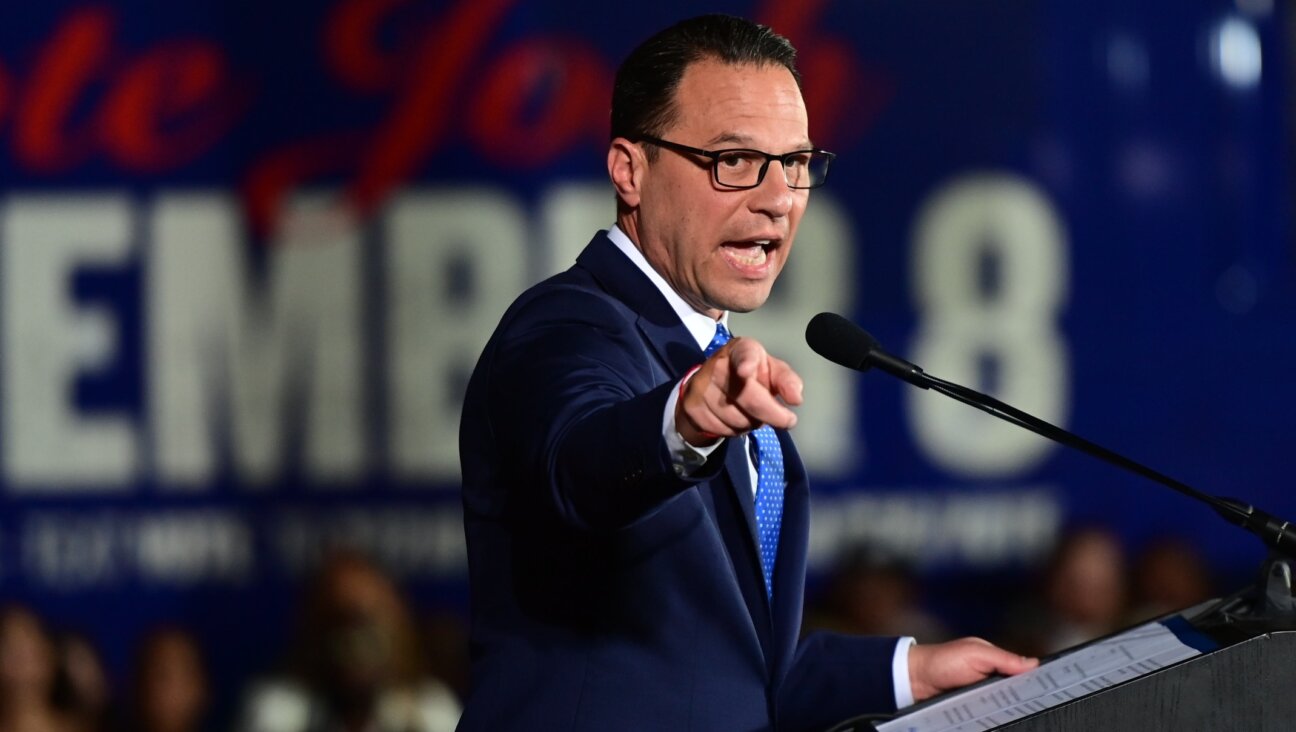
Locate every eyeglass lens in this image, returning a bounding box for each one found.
[713,150,830,189]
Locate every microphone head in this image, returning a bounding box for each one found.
[805,312,881,371]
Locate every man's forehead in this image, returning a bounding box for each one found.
[671,59,809,142]
[675,58,801,97]
[703,130,814,149]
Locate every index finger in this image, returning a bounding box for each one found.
[731,376,798,430]
[726,337,768,381]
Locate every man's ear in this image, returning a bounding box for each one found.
[607,137,645,208]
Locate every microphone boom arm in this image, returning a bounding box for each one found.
[914,368,1296,558]
[803,311,1296,559]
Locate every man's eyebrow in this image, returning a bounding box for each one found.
[705,132,753,146]
[704,132,816,149]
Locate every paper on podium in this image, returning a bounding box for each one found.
[876,619,1212,732]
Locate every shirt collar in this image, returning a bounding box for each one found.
[606,224,728,351]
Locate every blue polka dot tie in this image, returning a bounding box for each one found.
[703,324,784,601]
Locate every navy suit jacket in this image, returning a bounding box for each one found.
[458,232,900,732]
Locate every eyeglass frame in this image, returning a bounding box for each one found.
[632,134,836,190]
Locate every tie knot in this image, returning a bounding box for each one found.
[704,323,731,357]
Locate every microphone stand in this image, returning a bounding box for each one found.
[881,360,1296,632]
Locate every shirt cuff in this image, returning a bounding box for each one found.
[663,374,723,476]
[892,636,916,710]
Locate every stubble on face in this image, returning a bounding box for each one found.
[629,59,811,319]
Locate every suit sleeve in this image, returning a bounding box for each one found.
[484,287,724,530]
[777,631,902,732]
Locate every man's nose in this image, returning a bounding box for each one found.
[748,160,796,217]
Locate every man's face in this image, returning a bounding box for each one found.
[633,59,810,318]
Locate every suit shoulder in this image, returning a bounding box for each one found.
[498,268,636,337]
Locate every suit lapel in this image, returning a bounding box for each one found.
[635,314,703,377]
[576,233,700,377]
[725,438,760,553]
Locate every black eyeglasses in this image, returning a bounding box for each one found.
[635,134,835,190]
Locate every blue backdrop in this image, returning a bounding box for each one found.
[0,0,1290,716]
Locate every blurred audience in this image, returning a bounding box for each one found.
[125,627,210,732]
[1001,526,1130,656]
[50,631,112,732]
[1127,535,1215,622]
[0,526,1201,728]
[806,544,949,643]
[236,550,460,732]
[0,604,74,732]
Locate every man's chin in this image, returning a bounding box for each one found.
[708,288,774,314]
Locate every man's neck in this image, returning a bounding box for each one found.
[605,223,727,352]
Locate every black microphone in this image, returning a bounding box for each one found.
[805,312,928,388]
[804,311,1296,558]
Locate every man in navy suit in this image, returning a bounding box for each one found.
[458,14,1035,731]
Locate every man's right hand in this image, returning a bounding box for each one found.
[675,336,803,446]
[908,638,1039,702]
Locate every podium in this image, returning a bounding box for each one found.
[974,630,1296,731]
[828,586,1296,732]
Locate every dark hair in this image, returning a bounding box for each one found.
[611,14,801,148]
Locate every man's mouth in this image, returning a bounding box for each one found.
[725,240,770,266]
[721,239,779,270]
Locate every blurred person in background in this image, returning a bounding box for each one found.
[806,545,949,643]
[1127,535,1214,622]
[124,627,210,732]
[236,551,459,732]
[1001,526,1130,656]
[0,604,74,732]
[50,632,112,732]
